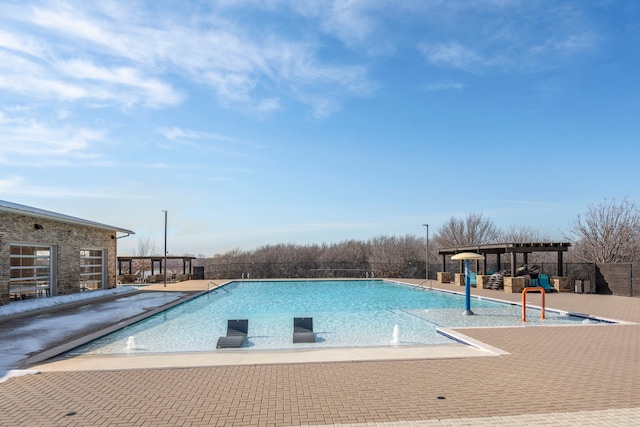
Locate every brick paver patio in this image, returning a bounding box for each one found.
[1,279,639,426]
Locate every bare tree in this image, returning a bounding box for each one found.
[435,212,500,248]
[368,235,423,277]
[499,225,550,243]
[500,225,556,264]
[565,197,640,263]
[134,236,156,256]
[131,236,156,278]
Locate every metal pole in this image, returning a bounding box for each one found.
[422,224,429,284]
[463,259,474,315]
[162,210,167,288]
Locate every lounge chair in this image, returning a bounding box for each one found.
[538,274,556,292]
[293,317,315,343]
[487,272,503,290]
[469,272,477,286]
[216,319,248,348]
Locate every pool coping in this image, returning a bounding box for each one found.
[31,335,508,372]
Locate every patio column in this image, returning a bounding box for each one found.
[558,251,564,276]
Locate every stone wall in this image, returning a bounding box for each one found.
[0,211,119,305]
[0,232,8,303]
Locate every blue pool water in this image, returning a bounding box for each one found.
[71,280,598,355]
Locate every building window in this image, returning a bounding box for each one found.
[80,249,104,291]
[9,244,52,301]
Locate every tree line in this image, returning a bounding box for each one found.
[134,197,640,279]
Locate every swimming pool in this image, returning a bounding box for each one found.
[70,280,599,355]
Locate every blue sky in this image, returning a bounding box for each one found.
[1,1,639,256]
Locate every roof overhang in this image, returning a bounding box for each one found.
[0,199,135,235]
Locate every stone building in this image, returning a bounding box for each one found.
[0,200,134,306]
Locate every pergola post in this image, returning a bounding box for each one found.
[558,250,564,276]
[510,252,516,277]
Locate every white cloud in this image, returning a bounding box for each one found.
[416,2,597,73]
[0,176,116,199]
[160,127,235,143]
[419,42,483,72]
[0,29,47,58]
[324,0,377,47]
[55,60,184,107]
[0,175,24,192]
[0,2,374,117]
[421,81,465,92]
[0,1,601,118]
[0,112,107,166]
[158,126,261,159]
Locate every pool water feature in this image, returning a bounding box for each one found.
[70,280,599,355]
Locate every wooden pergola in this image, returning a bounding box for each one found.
[117,256,196,276]
[438,242,571,277]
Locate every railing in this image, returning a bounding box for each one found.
[522,287,545,322]
[207,282,229,293]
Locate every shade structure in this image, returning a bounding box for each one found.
[451,252,485,315]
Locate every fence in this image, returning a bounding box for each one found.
[199,261,593,281]
[595,263,639,297]
[197,260,638,297]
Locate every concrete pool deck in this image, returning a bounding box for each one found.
[2,278,640,426]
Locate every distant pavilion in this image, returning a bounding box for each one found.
[117,256,196,277]
[438,242,571,277]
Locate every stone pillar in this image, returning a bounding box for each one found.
[476,275,490,290]
[504,276,525,293]
[551,276,572,292]
[454,273,466,286]
[436,272,451,284]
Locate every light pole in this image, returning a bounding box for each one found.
[422,224,429,284]
[162,210,167,288]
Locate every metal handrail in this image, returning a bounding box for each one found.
[522,287,546,322]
